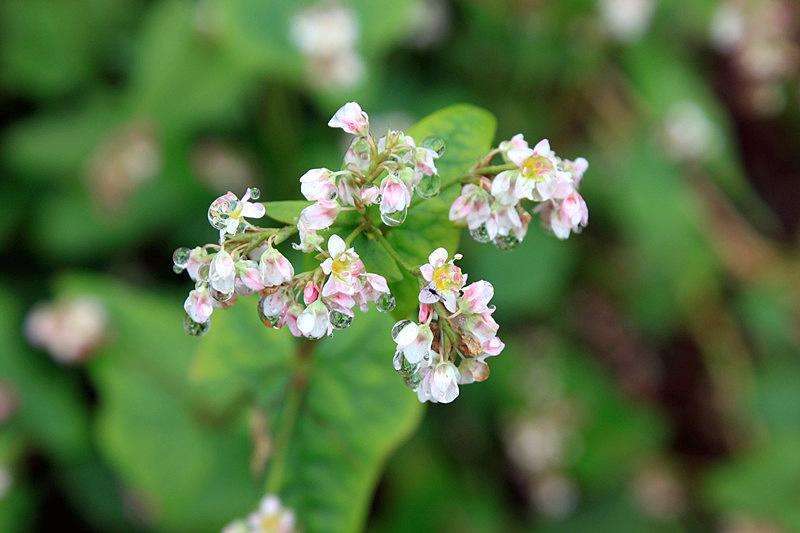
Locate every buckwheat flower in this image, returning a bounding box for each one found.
[184,287,215,324]
[284,303,304,338]
[344,138,372,172]
[224,493,296,533]
[449,183,492,229]
[394,322,434,365]
[328,101,369,136]
[239,259,266,292]
[499,133,530,159]
[259,246,294,287]
[323,291,357,317]
[299,168,337,201]
[414,146,439,176]
[539,192,589,240]
[186,247,210,281]
[297,299,332,339]
[459,280,494,315]
[208,189,266,236]
[261,289,290,322]
[485,204,524,241]
[355,273,390,310]
[561,157,589,188]
[298,198,339,231]
[430,360,460,403]
[419,248,466,312]
[25,298,107,364]
[497,138,575,203]
[379,173,412,214]
[209,249,236,295]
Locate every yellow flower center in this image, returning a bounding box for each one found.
[521,155,553,179]
[433,265,457,291]
[331,254,351,279]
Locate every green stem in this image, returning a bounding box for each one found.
[469,162,516,176]
[371,228,419,276]
[344,223,366,246]
[264,339,314,494]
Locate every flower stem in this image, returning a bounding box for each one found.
[264,339,314,494]
[370,228,419,276]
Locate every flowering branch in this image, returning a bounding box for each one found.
[173,101,590,405]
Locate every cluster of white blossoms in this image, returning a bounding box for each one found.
[176,101,589,408]
[392,248,503,403]
[449,135,589,247]
[25,297,108,364]
[177,200,392,338]
[290,4,364,90]
[294,102,442,252]
[223,494,295,533]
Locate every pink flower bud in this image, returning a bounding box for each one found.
[184,288,214,324]
[299,199,339,231]
[299,168,337,201]
[259,247,294,287]
[328,102,369,136]
[303,281,320,304]
[459,280,494,315]
[379,174,412,214]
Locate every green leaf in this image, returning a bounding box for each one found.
[407,104,497,192]
[264,200,311,225]
[382,104,496,269]
[353,233,403,282]
[58,275,422,532]
[268,311,423,532]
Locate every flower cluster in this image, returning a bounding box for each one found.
[392,248,503,403]
[294,102,443,252]
[178,202,392,338]
[25,297,108,364]
[223,494,296,533]
[450,135,588,247]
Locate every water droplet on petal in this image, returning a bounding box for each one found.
[173,247,191,268]
[183,314,210,336]
[248,187,261,200]
[391,319,411,340]
[422,136,446,157]
[415,174,441,199]
[493,234,520,251]
[381,208,407,227]
[330,311,353,329]
[377,292,397,313]
[173,264,185,274]
[469,225,491,243]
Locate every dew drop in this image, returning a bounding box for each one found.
[469,225,491,243]
[380,208,407,227]
[172,247,191,268]
[422,136,447,157]
[183,314,210,337]
[391,319,411,340]
[248,187,261,200]
[330,311,353,329]
[415,174,441,199]
[376,292,397,313]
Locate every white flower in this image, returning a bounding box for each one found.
[320,234,364,296]
[208,189,265,236]
[25,297,107,364]
[418,248,466,312]
[299,168,337,201]
[430,361,460,403]
[328,102,369,136]
[379,173,412,214]
[298,198,339,231]
[209,249,236,295]
[297,300,332,339]
[186,246,210,281]
[223,494,296,533]
[259,246,295,287]
[394,322,434,365]
[184,287,215,324]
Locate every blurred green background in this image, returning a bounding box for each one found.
[1,0,800,531]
